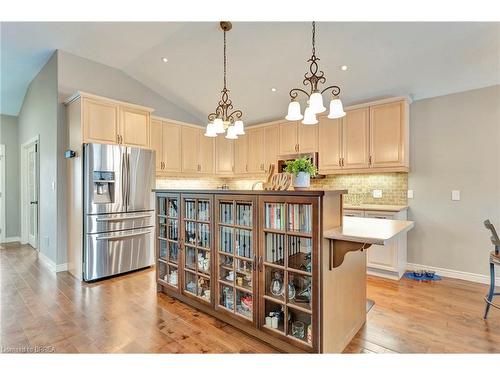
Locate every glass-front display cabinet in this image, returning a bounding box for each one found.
[156,193,180,292]
[259,196,318,351]
[215,195,257,323]
[181,194,213,304]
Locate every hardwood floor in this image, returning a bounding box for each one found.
[1,243,499,353]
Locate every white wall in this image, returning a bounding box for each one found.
[408,85,500,277]
[0,114,20,238]
[17,52,59,263]
[57,50,201,123]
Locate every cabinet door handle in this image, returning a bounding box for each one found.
[245,164,248,172]
[253,255,257,271]
[339,157,342,167]
[369,155,372,165]
[258,255,263,272]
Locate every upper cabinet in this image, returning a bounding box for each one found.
[298,122,318,153]
[342,107,370,169]
[234,135,249,174]
[264,124,279,172]
[216,136,234,175]
[369,101,408,168]
[199,133,215,174]
[279,121,318,155]
[120,106,150,148]
[181,126,201,173]
[247,128,266,173]
[151,119,164,173]
[318,116,342,171]
[318,98,409,174]
[82,97,119,144]
[279,122,299,154]
[163,122,182,173]
[69,92,153,148]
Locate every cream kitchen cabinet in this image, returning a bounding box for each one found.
[318,116,342,172]
[264,124,279,172]
[279,121,318,155]
[247,127,266,173]
[234,135,249,174]
[216,136,234,175]
[181,125,215,175]
[67,92,153,148]
[343,208,408,280]
[369,100,409,168]
[152,118,182,175]
[342,107,370,169]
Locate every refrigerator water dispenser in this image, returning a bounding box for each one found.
[92,171,115,204]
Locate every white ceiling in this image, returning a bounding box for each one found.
[2,22,499,124]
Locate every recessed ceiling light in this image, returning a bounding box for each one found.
[271,88,277,92]
[340,65,348,71]
[161,57,168,63]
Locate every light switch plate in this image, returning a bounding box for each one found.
[407,190,414,199]
[451,190,460,201]
[373,189,383,198]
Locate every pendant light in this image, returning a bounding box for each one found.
[285,22,346,123]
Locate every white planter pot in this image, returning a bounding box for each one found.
[293,172,310,188]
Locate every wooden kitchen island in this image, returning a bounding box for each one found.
[153,189,412,353]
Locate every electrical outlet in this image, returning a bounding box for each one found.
[372,189,383,199]
[407,190,414,199]
[451,190,460,201]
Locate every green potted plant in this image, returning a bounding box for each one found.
[284,156,317,188]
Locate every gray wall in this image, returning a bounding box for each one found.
[0,114,20,238]
[57,50,200,123]
[17,52,59,264]
[408,85,500,276]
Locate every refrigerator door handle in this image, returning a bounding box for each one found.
[121,151,126,205]
[96,229,152,241]
[96,214,152,222]
[126,152,131,209]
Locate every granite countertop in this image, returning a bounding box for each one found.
[324,217,414,245]
[343,203,408,212]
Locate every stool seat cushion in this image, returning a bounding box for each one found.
[491,252,500,265]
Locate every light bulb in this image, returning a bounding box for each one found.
[234,120,245,135]
[213,118,225,134]
[225,125,238,139]
[204,122,217,137]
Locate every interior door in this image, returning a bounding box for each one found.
[27,142,39,249]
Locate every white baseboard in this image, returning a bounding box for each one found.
[56,263,68,272]
[38,251,56,272]
[407,262,500,285]
[1,236,21,243]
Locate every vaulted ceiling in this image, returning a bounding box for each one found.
[2,22,499,124]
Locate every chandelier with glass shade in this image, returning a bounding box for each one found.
[204,21,245,139]
[285,22,346,125]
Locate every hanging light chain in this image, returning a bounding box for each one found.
[223,28,227,90]
[312,21,316,56]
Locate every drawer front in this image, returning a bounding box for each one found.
[364,211,395,219]
[86,211,154,234]
[84,228,154,281]
[343,209,365,217]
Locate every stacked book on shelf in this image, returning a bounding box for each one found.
[288,204,312,233]
[265,203,285,230]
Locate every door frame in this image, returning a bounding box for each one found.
[20,135,40,249]
[0,144,5,243]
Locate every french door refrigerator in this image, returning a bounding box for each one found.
[83,143,155,281]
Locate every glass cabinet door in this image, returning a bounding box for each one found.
[216,197,256,323]
[181,195,212,303]
[259,198,316,349]
[157,194,180,291]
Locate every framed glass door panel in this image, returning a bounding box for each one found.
[258,195,319,351]
[215,196,257,325]
[180,194,214,305]
[157,193,181,292]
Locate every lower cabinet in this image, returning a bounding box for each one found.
[344,208,408,279]
[156,191,320,352]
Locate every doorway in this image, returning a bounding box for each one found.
[21,136,39,250]
[0,144,5,243]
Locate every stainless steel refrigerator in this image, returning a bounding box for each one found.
[83,143,155,281]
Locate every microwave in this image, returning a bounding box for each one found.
[277,152,321,177]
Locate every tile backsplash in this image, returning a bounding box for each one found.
[310,173,408,205]
[156,173,408,206]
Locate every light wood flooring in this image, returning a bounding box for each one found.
[1,243,499,353]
